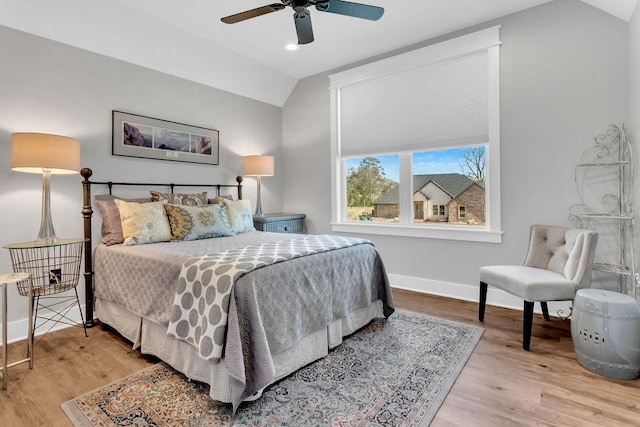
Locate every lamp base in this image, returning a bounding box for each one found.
[254,175,264,217]
[37,169,57,242]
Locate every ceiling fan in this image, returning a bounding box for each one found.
[221,0,384,45]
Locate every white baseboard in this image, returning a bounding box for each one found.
[4,305,86,345]
[388,273,573,318]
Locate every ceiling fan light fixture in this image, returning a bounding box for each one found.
[221,0,384,44]
[285,43,299,51]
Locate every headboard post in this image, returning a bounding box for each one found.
[81,167,96,327]
[236,176,243,200]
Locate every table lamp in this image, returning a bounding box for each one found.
[243,155,274,216]
[11,133,80,242]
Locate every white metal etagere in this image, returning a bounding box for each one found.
[569,124,636,297]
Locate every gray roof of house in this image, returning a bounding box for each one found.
[374,173,477,204]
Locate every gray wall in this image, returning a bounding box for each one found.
[282,0,629,295]
[0,26,283,326]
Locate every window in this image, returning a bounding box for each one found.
[344,146,486,227]
[345,155,399,222]
[329,26,502,243]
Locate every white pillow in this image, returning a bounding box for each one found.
[114,199,172,246]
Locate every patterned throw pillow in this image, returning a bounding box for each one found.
[150,191,208,206]
[207,194,234,204]
[114,199,172,246]
[216,198,255,234]
[95,195,153,245]
[164,204,235,241]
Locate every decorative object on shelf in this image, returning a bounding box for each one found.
[112,110,219,165]
[243,155,274,217]
[569,124,636,297]
[11,133,80,242]
[253,213,306,233]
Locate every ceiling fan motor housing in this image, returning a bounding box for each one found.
[283,0,329,9]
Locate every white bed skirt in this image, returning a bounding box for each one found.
[95,297,384,404]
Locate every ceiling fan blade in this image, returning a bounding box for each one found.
[315,0,384,21]
[294,8,314,44]
[221,4,286,24]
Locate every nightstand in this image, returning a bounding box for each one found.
[253,213,306,234]
[4,238,88,340]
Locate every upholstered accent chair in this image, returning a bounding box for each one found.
[479,225,598,350]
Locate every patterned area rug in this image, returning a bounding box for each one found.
[62,310,483,426]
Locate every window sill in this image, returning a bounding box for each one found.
[330,222,503,243]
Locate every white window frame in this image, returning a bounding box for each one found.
[329,26,502,243]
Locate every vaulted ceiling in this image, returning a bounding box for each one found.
[0,0,636,106]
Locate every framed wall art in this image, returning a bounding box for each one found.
[112,110,219,165]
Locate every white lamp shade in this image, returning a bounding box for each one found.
[11,133,80,174]
[243,155,274,177]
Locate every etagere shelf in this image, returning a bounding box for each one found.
[569,124,636,297]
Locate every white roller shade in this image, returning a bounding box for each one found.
[331,26,500,158]
[338,51,489,157]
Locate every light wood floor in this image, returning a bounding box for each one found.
[2,289,640,426]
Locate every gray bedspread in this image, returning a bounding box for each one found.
[93,231,394,410]
[167,235,376,363]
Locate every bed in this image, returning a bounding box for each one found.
[80,167,394,411]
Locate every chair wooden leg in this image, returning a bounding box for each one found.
[541,301,550,321]
[479,282,488,322]
[523,301,534,351]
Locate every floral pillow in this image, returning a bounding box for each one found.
[164,204,235,241]
[114,199,172,246]
[150,191,207,206]
[216,198,255,234]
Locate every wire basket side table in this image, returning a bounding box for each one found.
[3,238,87,342]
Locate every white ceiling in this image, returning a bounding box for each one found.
[0,0,637,106]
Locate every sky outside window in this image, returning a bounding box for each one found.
[345,147,485,181]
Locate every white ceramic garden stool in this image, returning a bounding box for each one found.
[571,288,640,380]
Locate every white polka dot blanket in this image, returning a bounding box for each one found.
[166,234,372,362]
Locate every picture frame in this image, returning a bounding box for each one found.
[112,110,219,165]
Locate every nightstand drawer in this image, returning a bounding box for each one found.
[253,213,306,234]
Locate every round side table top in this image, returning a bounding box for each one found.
[576,288,636,304]
[0,272,30,284]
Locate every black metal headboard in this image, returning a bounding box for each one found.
[80,167,243,327]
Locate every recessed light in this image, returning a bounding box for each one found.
[285,43,299,51]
